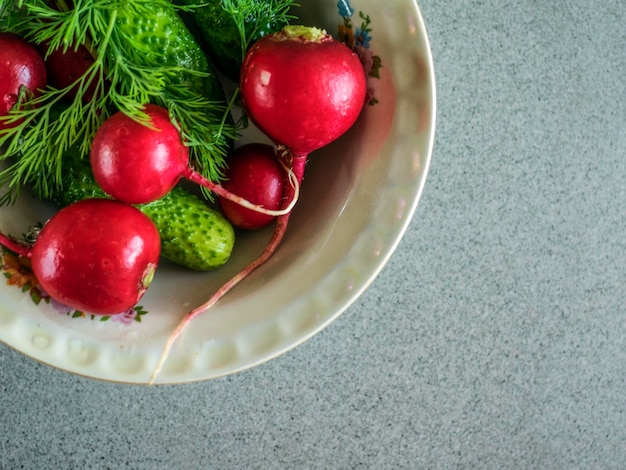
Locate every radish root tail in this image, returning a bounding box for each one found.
[149,152,307,385]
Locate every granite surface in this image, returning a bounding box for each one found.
[1,0,625,468]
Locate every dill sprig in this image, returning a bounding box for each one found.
[220,0,299,62]
[0,0,238,204]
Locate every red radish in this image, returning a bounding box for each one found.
[0,32,47,131]
[90,104,297,216]
[0,199,160,315]
[41,41,103,102]
[218,143,288,230]
[240,25,367,158]
[150,26,367,383]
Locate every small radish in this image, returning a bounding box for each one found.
[0,32,47,131]
[218,143,288,230]
[40,41,103,103]
[150,25,367,383]
[90,104,297,216]
[0,198,160,315]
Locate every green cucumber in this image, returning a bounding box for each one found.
[175,0,297,82]
[49,150,235,271]
[116,3,225,102]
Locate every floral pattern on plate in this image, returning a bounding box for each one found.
[336,0,383,105]
[1,247,148,323]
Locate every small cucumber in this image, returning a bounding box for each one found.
[50,150,235,271]
[116,3,224,101]
[175,0,296,82]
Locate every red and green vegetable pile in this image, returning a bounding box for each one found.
[0,0,376,379]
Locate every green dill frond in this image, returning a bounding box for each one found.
[220,0,300,61]
[163,83,238,182]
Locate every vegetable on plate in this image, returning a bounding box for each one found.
[0,32,47,131]
[0,198,161,315]
[218,143,289,230]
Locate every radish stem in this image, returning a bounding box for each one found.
[183,159,299,217]
[0,233,31,258]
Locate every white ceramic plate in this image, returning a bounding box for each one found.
[0,0,435,384]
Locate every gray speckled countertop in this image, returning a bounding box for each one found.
[1,1,625,468]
